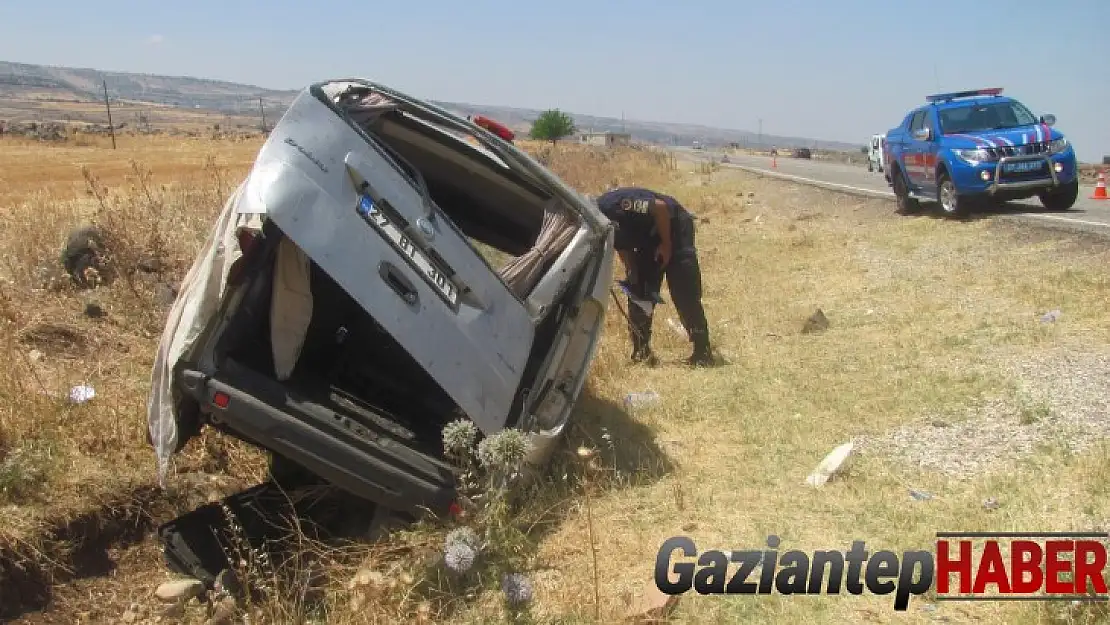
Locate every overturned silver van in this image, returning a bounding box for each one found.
[147,79,615,517]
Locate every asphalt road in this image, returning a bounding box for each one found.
[674,148,1110,235]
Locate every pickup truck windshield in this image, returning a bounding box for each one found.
[939,101,1039,135]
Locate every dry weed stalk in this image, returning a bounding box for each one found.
[576,446,602,622]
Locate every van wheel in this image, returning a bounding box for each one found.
[892,171,919,215]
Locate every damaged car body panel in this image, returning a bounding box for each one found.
[239,93,536,431]
[147,79,614,517]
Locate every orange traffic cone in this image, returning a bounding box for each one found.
[1092,171,1108,200]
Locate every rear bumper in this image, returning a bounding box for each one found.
[178,360,459,517]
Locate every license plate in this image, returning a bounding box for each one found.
[1003,161,1043,174]
[356,195,459,307]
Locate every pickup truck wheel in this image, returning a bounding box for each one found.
[937,175,967,218]
[1038,179,1080,211]
[892,171,919,215]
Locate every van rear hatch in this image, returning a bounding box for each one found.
[246,88,538,435]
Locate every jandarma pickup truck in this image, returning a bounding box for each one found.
[883,88,1079,217]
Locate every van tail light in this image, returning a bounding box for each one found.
[472,115,515,142]
[212,391,230,409]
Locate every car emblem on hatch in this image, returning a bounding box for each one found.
[417,217,435,239]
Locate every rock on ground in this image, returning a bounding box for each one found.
[154,577,204,603]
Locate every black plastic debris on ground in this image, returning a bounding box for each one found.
[158,473,385,590]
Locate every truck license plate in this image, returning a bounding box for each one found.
[1003,161,1043,174]
[356,195,459,307]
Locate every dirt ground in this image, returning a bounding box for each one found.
[2,135,1110,624]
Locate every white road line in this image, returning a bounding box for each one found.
[725,164,895,199]
[1018,213,1110,229]
[725,163,1110,232]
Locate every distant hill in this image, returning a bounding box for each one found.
[0,61,862,151]
[425,101,861,152]
[0,61,298,113]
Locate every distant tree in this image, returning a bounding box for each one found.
[860,145,869,154]
[529,109,577,144]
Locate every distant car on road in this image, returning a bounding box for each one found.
[867,134,886,173]
[793,147,812,159]
[884,88,1079,217]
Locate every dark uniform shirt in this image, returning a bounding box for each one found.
[595,187,691,252]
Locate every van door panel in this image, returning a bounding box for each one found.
[256,91,536,434]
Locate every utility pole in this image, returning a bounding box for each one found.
[258,97,267,132]
[103,80,116,149]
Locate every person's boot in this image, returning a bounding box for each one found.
[684,337,715,367]
[631,344,659,367]
[630,336,659,366]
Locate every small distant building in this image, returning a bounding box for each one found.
[579,131,631,147]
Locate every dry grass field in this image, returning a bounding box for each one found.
[2,132,1110,625]
[0,133,263,207]
[0,95,266,135]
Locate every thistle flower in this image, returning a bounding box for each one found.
[443,543,476,574]
[442,419,479,458]
[477,429,532,470]
[445,526,481,551]
[501,572,534,607]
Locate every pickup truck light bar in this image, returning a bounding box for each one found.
[925,88,1004,103]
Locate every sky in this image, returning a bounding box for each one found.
[1,0,1108,162]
